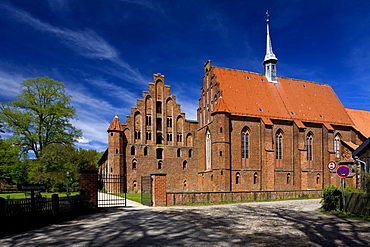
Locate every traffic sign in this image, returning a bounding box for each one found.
[337,166,350,178]
[327,161,336,170]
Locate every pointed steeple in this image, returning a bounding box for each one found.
[263,10,278,83]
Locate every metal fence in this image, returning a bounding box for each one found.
[0,195,81,222]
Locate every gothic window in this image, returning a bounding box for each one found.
[177,148,181,157]
[236,172,240,184]
[206,129,211,170]
[316,173,321,184]
[241,127,250,159]
[306,132,313,161]
[131,146,135,155]
[156,148,163,159]
[132,159,137,169]
[144,147,148,156]
[275,130,283,160]
[146,132,152,141]
[334,135,341,159]
[133,180,137,189]
[287,173,291,184]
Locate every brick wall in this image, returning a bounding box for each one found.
[166,190,322,206]
[80,172,98,204]
[152,174,167,206]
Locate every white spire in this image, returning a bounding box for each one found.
[263,10,278,83]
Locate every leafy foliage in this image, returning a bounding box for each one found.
[29,144,99,191]
[321,185,341,211]
[0,77,81,158]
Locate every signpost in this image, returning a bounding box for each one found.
[327,161,336,170]
[336,166,350,211]
[337,166,350,178]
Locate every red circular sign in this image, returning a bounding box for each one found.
[327,161,336,170]
[337,166,350,178]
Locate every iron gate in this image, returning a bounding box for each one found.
[97,174,126,207]
[141,176,152,206]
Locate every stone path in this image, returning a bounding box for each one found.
[1,199,370,246]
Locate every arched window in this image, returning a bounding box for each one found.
[206,129,211,170]
[306,132,313,161]
[188,149,193,158]
[133,180,137,189]
[183,160,187,170]
[334,135,341,159]
[316,173,321,184]
[183,180,187,188]
[144,146,148,156]
[131,146,135,155]
[177,148,181,158]
[287,173,291,184]
[158,160,163,170]
[276,130,283,160]
[254,172,258,184]
[241,127,249,159]
[132,159,137,169]
[236,172,240,184]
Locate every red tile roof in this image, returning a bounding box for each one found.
[107,116,123,131]
[345,108,370,138]
[212,96,230,114]
[213,67,354,126]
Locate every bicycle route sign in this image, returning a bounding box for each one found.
[337,166,350,178]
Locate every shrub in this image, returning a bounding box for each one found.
[321,185,341,211]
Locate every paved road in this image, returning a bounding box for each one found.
[1,199,370,246]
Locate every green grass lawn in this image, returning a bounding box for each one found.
[0,192,79,200]
[109,192,142,203]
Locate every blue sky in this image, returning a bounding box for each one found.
[1,0,370,152]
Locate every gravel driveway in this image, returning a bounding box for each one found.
[1,199,369,246]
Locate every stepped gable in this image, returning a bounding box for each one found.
[107,116,123,132]
[213,67,354,126]
[346,108,370,138]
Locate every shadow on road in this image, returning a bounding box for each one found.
[1,200,369,246]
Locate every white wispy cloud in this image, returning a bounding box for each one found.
[0,69,24,99]
[2,2,146,85]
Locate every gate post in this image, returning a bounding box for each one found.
[80,171,98,205]
[151,174,167,206]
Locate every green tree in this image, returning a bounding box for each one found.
[31,144,98,191]
[0,138,28,184]
[0,77,81,158]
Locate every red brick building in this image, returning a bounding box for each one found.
[99,17,370,193]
